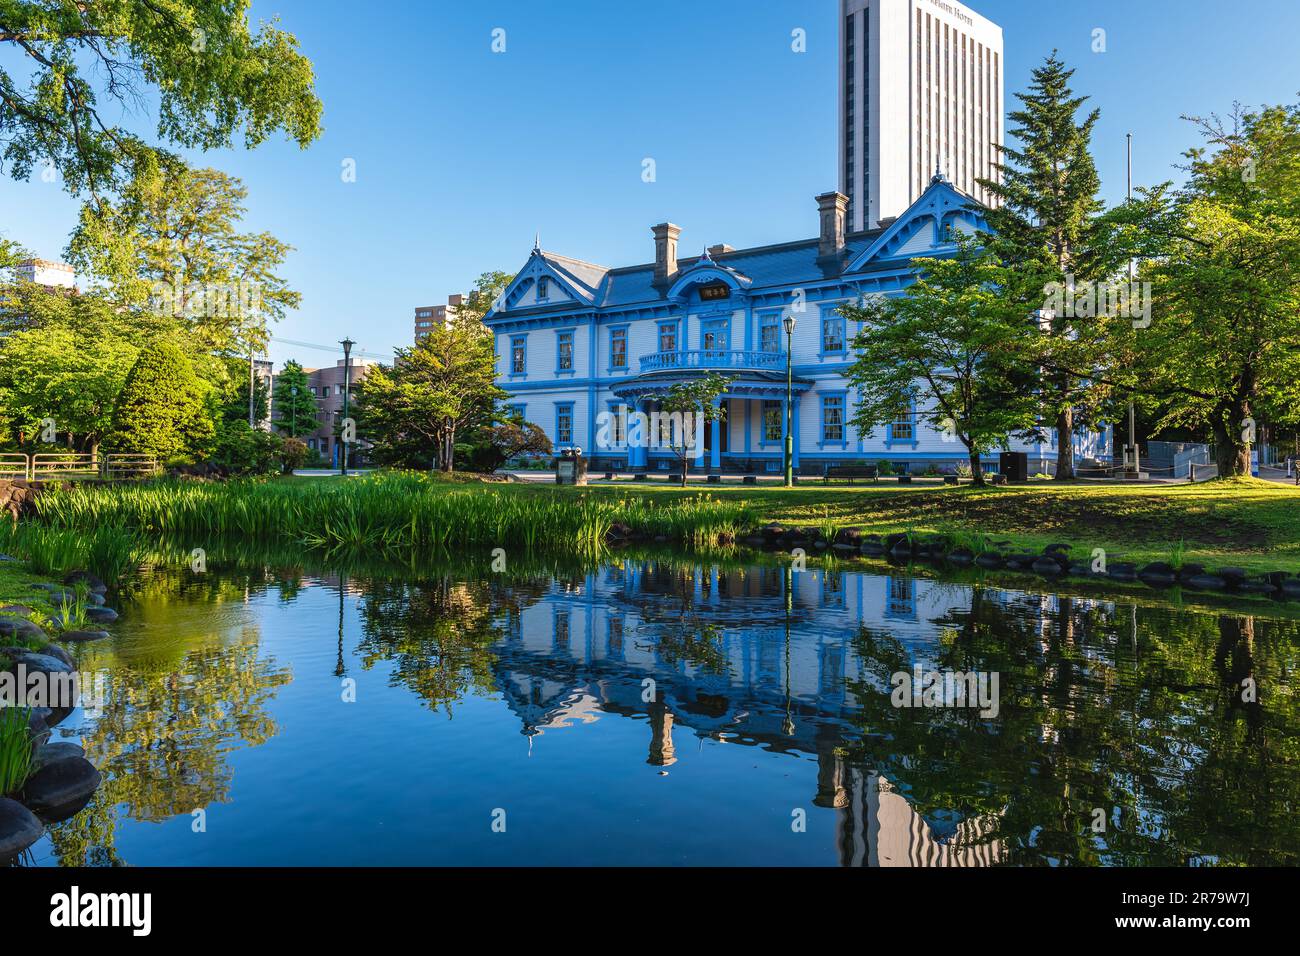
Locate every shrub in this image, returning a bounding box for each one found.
[280,437,309,474]
[205,419,284,477]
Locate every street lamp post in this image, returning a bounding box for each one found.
[783,314,797,487]
[290,385,298,438]
[340,338,355,476]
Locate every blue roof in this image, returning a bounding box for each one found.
[533,231,885,312]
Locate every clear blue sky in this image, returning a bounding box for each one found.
[2,0,1297,368]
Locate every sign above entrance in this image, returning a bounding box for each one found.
[699,283,730,301]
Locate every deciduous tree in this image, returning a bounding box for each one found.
[356,319,503,472]
[843,238,1039,485]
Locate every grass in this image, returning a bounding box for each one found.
[28,473,759,556]
[567,475,1300,573]
[0,704,33,797]
[15,471,1300,574]
[0,523,141,583]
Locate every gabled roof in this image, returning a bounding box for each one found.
[845,172,988,273]
[484,179,990,322]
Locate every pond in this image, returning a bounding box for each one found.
[17,550,1300,867]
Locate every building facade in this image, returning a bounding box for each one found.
[13,258,77,290]
[303,358,373,466]
[841,0,1003,232]
[414,294,463,344]
[484,177,1108,477]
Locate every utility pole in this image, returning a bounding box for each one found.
[1125,133,1138,479]
[340,338,355,476]
[248,350,257,428]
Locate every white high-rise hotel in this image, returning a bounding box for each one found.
[840,0,1003,232]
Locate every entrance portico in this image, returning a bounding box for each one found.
[611,367,814,474]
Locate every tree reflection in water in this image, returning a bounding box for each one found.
[29,545,1300,867]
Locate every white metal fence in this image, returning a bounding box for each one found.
[0,453,159,481]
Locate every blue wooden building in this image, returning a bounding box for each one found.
[483,175,1109,475]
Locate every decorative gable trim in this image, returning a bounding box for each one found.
[845,175,989,273]
[488,249,604,319]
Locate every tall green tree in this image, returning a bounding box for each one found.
[0,1,321,205]
[0,318,138,455]
[218,357,270,426]
[272,361,318,438]
[107,339,214,463]
[843,238,1038,485]
[1125,104,1300,476]
[68,166,300,354]
[356,318,503,472]
[979,53,1119,480]
[458,271,516,325]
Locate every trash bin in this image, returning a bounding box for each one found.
[999,452,1029,483]
[555,448,588,486]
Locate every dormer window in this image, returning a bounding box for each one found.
[537,276,550,301]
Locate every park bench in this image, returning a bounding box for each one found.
[823,464,879,485]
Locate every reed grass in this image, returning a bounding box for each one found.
[0,705,33,797]
[0,523,142,582]
[29,473,759,556]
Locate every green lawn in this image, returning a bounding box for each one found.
[408,474,1300,574]
[0,561,60,617]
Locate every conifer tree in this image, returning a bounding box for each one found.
[979,53,1121,480]
[107,340,214,464]
[272,361,319,438]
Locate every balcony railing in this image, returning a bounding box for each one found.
[639,349,783,374]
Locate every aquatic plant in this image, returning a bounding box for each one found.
[30,474,760,556]
[1168,539,1187,572]
[0,523,141,582]
[815,505,842,545]
[0,705,33,797]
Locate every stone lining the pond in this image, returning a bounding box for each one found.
[58,630,111,642]
[0,615,45,640]
[0,797,43,859]
[64,571,108,596]
[0,565,112,854]
[20,757,102,815]
[33,742,85,770]
[741,529,1300,602]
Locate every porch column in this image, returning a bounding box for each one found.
[695,403,707,470]
[630,399,647,469]
[710,397,723,471]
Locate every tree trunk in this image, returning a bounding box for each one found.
[968,449,985,487]
[1054,407,1075,480]
[680,455,689,488]
[1211,410,1250,477]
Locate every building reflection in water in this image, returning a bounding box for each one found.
[488,561,1026,867]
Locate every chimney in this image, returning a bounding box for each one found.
[708,243,735,257]
[816,191,849,259]
[652,222,682,285]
